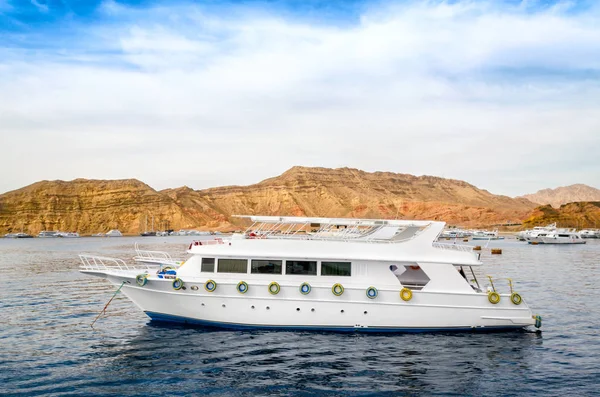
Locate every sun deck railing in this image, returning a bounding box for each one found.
[432,242,474,252]
[79,254,150,272]
[242,221,431,244]
[134,243,175,263]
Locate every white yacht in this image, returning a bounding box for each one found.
[57,231,80,238]
[518,223,557,241]
[579,229,599,239]
[531,229,586,245]
[471,229,505,240]
[80,216,541,332]
[105,230,123,237]
[38,231,59,238]
[440,229,466,239]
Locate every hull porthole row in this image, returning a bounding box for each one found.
[268,282,281,295]
[299,282,311,295]
[332,283,344,296]
[205,279,217,292]
[237,281,249,294]
[366,286,378,299]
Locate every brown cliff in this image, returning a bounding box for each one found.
[0,179,198,235]
[0,167,538,235]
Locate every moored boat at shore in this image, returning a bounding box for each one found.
[530,229,586,245]
[471,229,505,240]
[4,232,34,238]
[105,230,123,237]
[80,216,540,333]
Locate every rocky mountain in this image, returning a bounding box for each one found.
[172,166,536,227]
[521,184,600,208]
[523,202,600,229]
[0,167,538,235]
[0,179,198,235]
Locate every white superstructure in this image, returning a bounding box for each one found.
[80,216,540,332]
[105,229,123,237]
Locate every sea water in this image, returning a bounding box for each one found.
[1,237,599,396]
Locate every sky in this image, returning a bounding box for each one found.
[0,0,599,197]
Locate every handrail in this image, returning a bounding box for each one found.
[79,254,150,272]
[134,242,173,261]
[432,242,474,252]
[189,238,225,248]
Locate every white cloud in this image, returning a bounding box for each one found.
[0,0,599,196]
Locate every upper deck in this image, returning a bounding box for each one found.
[236,215,441,243]
[186,216,481,266]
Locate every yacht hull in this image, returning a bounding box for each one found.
[105,275,536,332]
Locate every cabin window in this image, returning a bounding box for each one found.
[217,259,248,273]
[390,264,430,291]
[251,259,283,274]
[201,258,215,272]
[321,261,351,276]
[286,260,317,275]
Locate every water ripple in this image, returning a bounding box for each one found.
[1,237,600,395]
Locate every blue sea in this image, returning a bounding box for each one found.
[1,236,599,396]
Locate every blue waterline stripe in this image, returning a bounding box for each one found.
[145,311,525,333]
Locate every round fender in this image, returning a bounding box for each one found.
[268,282,280,295]
[204,279,217,292]
[332,283,344,296]
[400,287,413,301]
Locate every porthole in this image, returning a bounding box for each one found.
[266,306,270,310]
[299,282,311,295]
[191,286,199,291]
[237,281,249,294]
[366,286,378,299]
[296,308,300,311]
[268,282,280,295]
[340,310,345,313]
[364,311,368,315]
[205,279,217,292]
[332,283,344,296]
[311,308,315,312]
[251,305,255,309]
[172,278,183,290]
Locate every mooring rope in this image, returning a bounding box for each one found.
[91,281,127,328]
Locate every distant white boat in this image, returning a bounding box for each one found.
[38,231,59,238]
[106,230,123,237]
[4,232,33,238]
[440,229,466,239]
[519,223,557,241]
[579,229,599,239]
[57,231,80,238]
[471,230,504,240]
[531,229,586,245]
